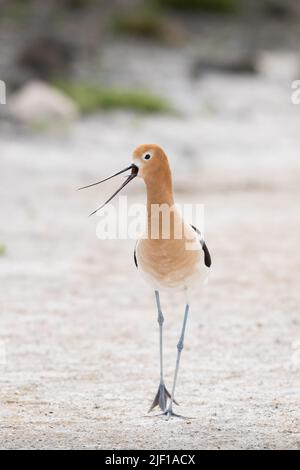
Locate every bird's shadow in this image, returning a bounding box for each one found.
[143,412,196,421]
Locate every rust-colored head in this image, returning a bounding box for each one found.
[132,144,171,183]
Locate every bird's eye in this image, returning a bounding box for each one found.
[144,154,151,160]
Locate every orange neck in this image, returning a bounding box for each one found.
[145,164,174,209]
[144,165,175,239]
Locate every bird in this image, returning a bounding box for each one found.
[79,144,211,419]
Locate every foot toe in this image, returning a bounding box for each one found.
[148,383,177,412]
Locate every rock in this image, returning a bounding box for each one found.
[263,0,300,19]
[17,37,74,80]
[191,54,257,78]
[9,80,79,124]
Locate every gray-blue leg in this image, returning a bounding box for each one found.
[148,290,175,412]
[156,290,164,385]
[165,303,189,418]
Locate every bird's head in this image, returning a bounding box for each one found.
[79,144,171,216]
[132,144,170,182]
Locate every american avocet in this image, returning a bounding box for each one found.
[79,144,211,419]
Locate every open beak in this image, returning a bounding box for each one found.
[78,164,139,216]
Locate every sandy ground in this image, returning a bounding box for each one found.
[1,36,300,449]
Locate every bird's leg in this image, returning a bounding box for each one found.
[148,290,175,412]
[165,303,189,419]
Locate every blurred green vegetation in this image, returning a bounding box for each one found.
[55,81,171,113]
[111,0,237,41]
[155,0,238,13]
[64,0,96,9]
[111,7,182,43]
[29,120,54,133]
[111,9,167,40]
[0,244,6,256]
[1,0,32,19]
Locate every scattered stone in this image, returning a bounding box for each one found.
[256,50,300,81]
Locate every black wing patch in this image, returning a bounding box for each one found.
[134,241,138,268]
[191,224,212,268]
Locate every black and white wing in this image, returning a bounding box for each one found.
[190,225,212,268]
[134,241,138,268]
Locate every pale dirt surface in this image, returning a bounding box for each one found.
[1,38,300,449]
